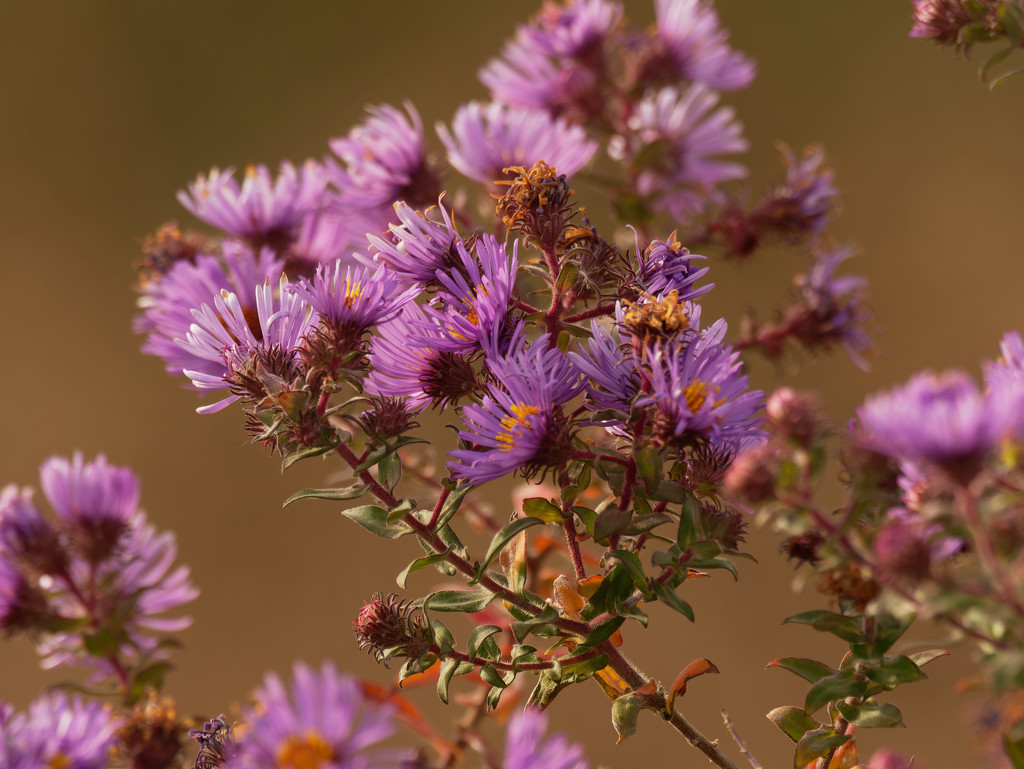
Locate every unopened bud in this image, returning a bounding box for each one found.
[766,387,821,446]
[354,592,431,667]
[724,445,778,505]
[873,521,931,584]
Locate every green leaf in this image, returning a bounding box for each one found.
[767,657,837,685]
[1003,732,1024,769]
[574,506,597,538]
[342,505,412,540]
[794,728,850,768]
[623,513,673,535]
[431,619,455,654]
[784,610,867,644]
[579,566,633,619]
[423,589,495,614]
[593,505,632,542]
[436,658,475,705]
[467,625,503,663]
[646,479,691,504]
[282,484,367,507]
[397,550,452,589]
[434,482,472,531]
[864,655,925,689]
[766,706,821,744]
[804,671,870,714]
[83,629,119,658]
[835,700,904,728]
[510,604,560,642]
[477,517,545,577]
[650,580,694,621]
[385,498,417,525]
[281,440,338,472]
[607,550,653,598]
[870,612,915,656]
[523,497,563,523]
[579,616,625,648]
[633,444,662,492]
[907,648,949,668]
[378,452,402,493]
[676,493,700,548]
[479,663,512,689]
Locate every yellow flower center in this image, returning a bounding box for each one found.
[343,280,363,308]
[683,380,711,413]
[276,731,336,769]
[497,404,541,451]
[48,754,71,769]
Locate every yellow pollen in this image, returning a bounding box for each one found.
[496,404,541,451]
[48,754,71,769]
[276,732,336,769]
[344,280,363,308]
[683,381,711,413]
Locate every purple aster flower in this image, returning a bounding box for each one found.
[793,243,872,369]
[609,86,747,223]
[438,102,598,186]
[636,338,765,452]
[984,330,1024,389]
[179,276,316,414]
[449,336,584,485]
[857,370,1017,468]
[289,262,419,335]
[136,242,284,380]
[289,210,371,268]
[648,0,755,91]
[365,304,480,411]
[177,161,329,244]
[362,200,462,284]
[328,102,441,216]
[503,709,587,769]
[479,37,577,115]
[0,693,120,769]
[39,452,139,529]
[909,0,977,43]
[631,228,713,299]
[571,313,640,414]
[232,661,408,769]
[420,234,518,355]
[0,484,65,573]
[521,0,622,58]
[0,554,36,632]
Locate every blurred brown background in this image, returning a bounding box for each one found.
[2,2,1023,767]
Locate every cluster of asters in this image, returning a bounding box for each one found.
[0,453,197,690]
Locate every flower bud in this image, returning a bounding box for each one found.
[766,387,821,446]
[724,445,778,504]
[873,521,932,584]
[354,592,432,667]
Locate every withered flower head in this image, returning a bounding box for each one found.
[116,696,185,769]
[496,160,577,254]
[136,222,208,287]
[621,290,693,342]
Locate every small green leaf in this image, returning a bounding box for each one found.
[579,616,625,649]
[509,604,560,642]
[385,498,417,525]
[593,505,632,542]
[864,656,925,689]
[283,484,367,507]
[467,625,503,663]
[835,700,904,728]
[281,440,338,472]
[423,589,495,614]
[434,482,472,531]
[479,663,512,689]
[907,649,949,668]
[607,550,653,598]
[378,452,402,493]
[677,493,700,548]
[623,513,673,535]
[650,580,694,621]
[523,497,563,523]
[83,629,119,658]
[478,517,545,576]
[579,566,633,619]
[794,728,850,768]
[766,706,821,744]
[633,444,662,492]
[767,657,837,685]
[436,658,475,704]
[397,550,452,589]
[805,671,870,714]
[783,610,867,644]
[342,505,412,540]
[129,661,174,702]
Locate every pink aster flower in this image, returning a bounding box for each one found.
[178,161,329,243]
[438,102,598,186]
[231,661,408,769]
[651,0,755,91]
[610,85,747,223]
[0,693,121,769]
[503,709,587,769]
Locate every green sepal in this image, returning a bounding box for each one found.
[467,625,503,663]
[767,657,837,685]
[342,505,412,540]
[129,661,174,703]
[766,706,821,744]
[282,483,367,508]
[835,700,904,728]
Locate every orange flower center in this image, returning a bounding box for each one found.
[497,404,541,451]
[276,731,336,769]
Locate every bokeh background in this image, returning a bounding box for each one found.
[2,2,1023,766]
